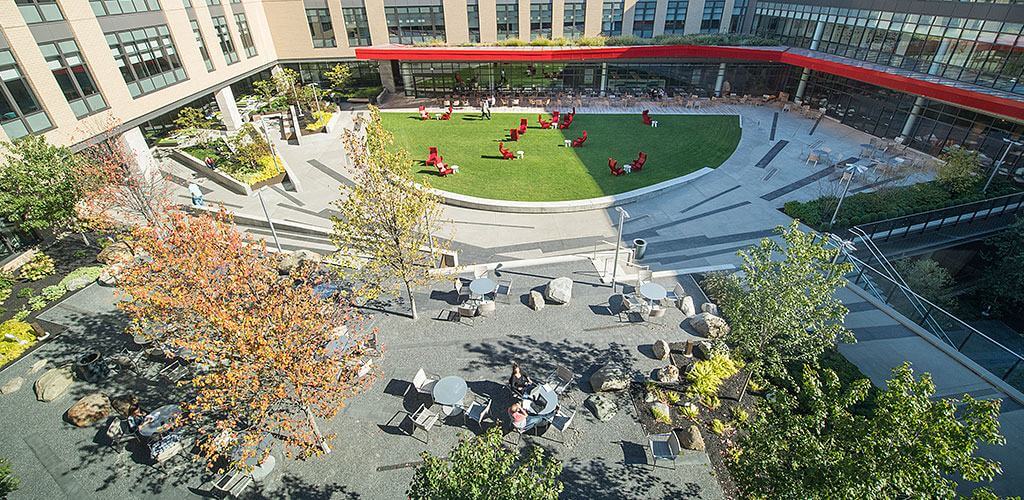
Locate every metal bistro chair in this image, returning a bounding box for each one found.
[212,469,253,498]
[409,368,440,398]
[648,431,682,469]
[463,395,492,431]
[453,278,470,303]
[663,282,685,308]
[544,405,577,445]
[457,303,478,326]
[494,278,513,304]
[545,365,576,401]
[408,405,439,444]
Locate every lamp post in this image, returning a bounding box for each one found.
[828,163,869,229]
[257,187,283,252]
[310,82,322,114]
[983,137,1022,193]
[610,206,630,294]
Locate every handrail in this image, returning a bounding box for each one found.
[858,191,1024,228]
[851,191,1024,239]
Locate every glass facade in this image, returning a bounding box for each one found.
[729,0,747,33]
[90,0,161,16]
[234,13,257,57]
[212,15,239,64]
[632,0,657,38]
[16,0,63,24]
[563,1,585,39]
[106,25,187,98]
[496,2,519,40]
[467,3,481,42]
[344,6,372,47]
[602,1,623,36]
[283,61,382,87]
[39,39,107,118]
[0,49,52,139]
[306,7,337,48]
[700,0,724,33]
[191,20,215,71]
[663,0,687,35]
[530,1,553,40]
[385,5,446,44]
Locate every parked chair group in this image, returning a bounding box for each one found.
[426,146,441,167]
[509,128,519,141]
[538,114,552,129]
[609,158,625,176]
[632,152,647,172]
[518,118,528,135]
[642,109,653,126]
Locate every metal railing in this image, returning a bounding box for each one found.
[842,252,1024,392]
[851,191,1024,243]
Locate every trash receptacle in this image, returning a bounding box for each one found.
[633,238,647,260]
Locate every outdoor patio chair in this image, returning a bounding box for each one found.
[454,278,469,302]
[571,130,588,147]
[663,283,686,307]
[648,431,682,469]
[544,405,577,445]
[463,395,491,430]
[409,404,439,444]
[545,365,576,400]
[494,279,512,304]
[212,469,253,498]
[105,417,136,452]
[473,268,489,279]
[609,158,625,176]
[477,300,496,318]
[457,303,478,326]
[159,360,190,383]
[635,269,653,287]
[410,368,440,397]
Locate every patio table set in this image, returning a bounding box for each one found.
[620,278,687,325]
[440,272,513,325]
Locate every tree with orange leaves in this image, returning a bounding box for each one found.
[117,209,376,469]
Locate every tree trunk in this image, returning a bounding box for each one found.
[738,370,754,404]
[405,280,418,320]
[79,231,91,247]
[304,405,331,454]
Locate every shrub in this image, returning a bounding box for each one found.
[19,253,55,281]
[27,296,46,312]
[711,418,731,435]
[16,287,33,299]
[731,406,749,424]
[680,403,699,420]
[665,391,682,405]
[11,310,28,322]
[651,405,672,424]
[686,354,743,409]
[0,271,12,302]
[0,319,36,366]
[701,271,744,311]
[57,266,103,290]
[305,111,333,132]
[40,285,65,302]
[938,148,982,196]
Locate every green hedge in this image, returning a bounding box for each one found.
[783,178,1021,231]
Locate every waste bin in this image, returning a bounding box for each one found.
[633,238,648,260]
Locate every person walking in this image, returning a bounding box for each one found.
[481,98,491,120]
[188,182,205,207]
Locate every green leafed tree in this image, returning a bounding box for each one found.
[331,106,449,320]
[0,135,86,234]
[733,363,1005,499]
[893,257,955,309]
[173,106,217,136]
[978,217,1024,317]
[719,221,853,400]
[324,63,353,92]
[408,427,563,500]
[0,457,18,497]
[938,147,982,196]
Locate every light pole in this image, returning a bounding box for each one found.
[310,82,322,114]
[610,206,630,294]
[983,137,1022,193]
[257,187,283,252]
[259,116,284,175]
[828,163,868,229]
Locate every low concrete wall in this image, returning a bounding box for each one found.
[169,149,252,196]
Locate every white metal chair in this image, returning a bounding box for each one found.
[494,279,513,304]
[453,278,469,302]
[545,365,576,400]
[663,283,685,307]
[409,405,439,443]
[648,432,682,469]
[457,303,478,326]
[463,395,491,430]
[545,406,576,444]
[410,368,439,397]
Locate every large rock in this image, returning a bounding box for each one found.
[656,364,679,384]
[701,302,719,315]
[29,359,47,374]
[111,393,139,417]
[679,296,696,317]
[34,367,74,402]
[528,290,545,311]
[590,364,629,392]
[1,377,24,395]
[97,264,121,287]
[66,393,112,427]
[679,424,705,451]
[544,277,573,305]
[585,394,618,422]
[97,242,132,265]
[689,312,730,339]
[652,340,670,360]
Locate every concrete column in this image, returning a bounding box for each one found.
[378,61,397,93]
[122,127,156,176]
[443,0,470,43]
[714,62,726,96]
[364,0,390,46]
[519,0,532,40]
[621,0,638,36]
[809,20,824,51]
[719,0,734,34]
[900,96,926,141]
[794,67,811,102]
[479,0,498,42]
[584,0,603,37]
[551,0,565,38]
[683,0,702,34]
[652,0,668,36]
[599,62,608,96]
[215,86,243,131]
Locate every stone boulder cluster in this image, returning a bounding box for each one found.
[689,309,730,339]
[585,363,631,422]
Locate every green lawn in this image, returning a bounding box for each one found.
[380,112,741,201]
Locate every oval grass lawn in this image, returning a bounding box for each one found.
[380,112,741,202]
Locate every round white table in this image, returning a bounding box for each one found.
[432,376,468,406]
[523,384,558,416]
[138,404,182,437]
[638,282,667,303]
[469,278,496,298]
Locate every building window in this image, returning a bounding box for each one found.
[344,6,371,46]
[467,3,481,42]
[191,20,214,71]
[385,6,446,44]
[632,0,656,38]
[496,2,518,40]
[602,1,623,36]
[39,39,107,119]
[700,0,724,33]
[663,0,687,35]
[728,0,746,33]
[212,16,239,64]
[306,8,336,48]
[89,0,161,16]
[106,25,187,97]
[205,0,218,5]
[0,49,52,139]
[563,1,585,39]
[234,13,257,57]
[530,1,552,40]
[182,0,190,7]
[15,0,63,24]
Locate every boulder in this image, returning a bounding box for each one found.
[544,277,573,304]
[679,424,705,451]
[64,274,95,292]
[590,364,629,392]
[66,393,112,427]
[651,402,671,421]
[689,312,730,339]
[111,393,140,417]
[97,264,121,287]
[279,250,323,275]
[679,296,696,317]
[97,242,132,265]
[652,340,670,360]
[693,340,722,360]
[701,302,719,315]
[34,367,74,402]
[1,377,24,395]
[656,364,680,384]
[585,394,618,422]
[528,290,545,311]
[29,359,47,374]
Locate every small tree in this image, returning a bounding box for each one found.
[979,217,1024,316]
[227,123,272,175]
[331,106,449,320]
[324,63,353,92]
[0,457,19,497]
[173,106,217,137]
[733,363,1004,498]
[938,147,981,196]
[721,222,853,400]
[894,257,955,309]
[408,427,563,500]
[0,135,86,234]
[117,210,376,467]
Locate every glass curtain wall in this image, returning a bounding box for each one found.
[602,1,623,36]
[496,2,519,40]
[632,1,656,38]
[563,1,585,39]
[530,1,552,39]
[467,3,481,42]
[385,5,446,43]
[701,0,724,33]
[343,6,371,46]
[306,7,337,47]
[663,0,687,35]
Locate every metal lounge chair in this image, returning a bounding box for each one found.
[409,405,439,443]
[546,365,576,400]
[410,368,440,398]
[463,395,491,430]
[494,278,513,304]
[545,406,577,444]
[648,431,682,469]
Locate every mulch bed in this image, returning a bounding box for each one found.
[1,235,102,324]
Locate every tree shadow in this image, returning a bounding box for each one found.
[559,455,706,499]
[261,473,361,499]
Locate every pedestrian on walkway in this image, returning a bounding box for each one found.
[481,98,491,120]
[188,182,205,207]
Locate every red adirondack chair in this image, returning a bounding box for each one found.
[419,105,429,120]
[518,118,528,134]
[571,130,588,148]
[632,151,647,171]
[436,161,454,176]
[426,147,440,166]
[642,109,652,126]
[609,158,625,176]
[509,128,519,141]
[538,115,552,129]
[552,110,560,124]
[440,105,453,120]
[498,142,516,159]
[559,113,574,130]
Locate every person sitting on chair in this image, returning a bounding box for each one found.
[508,402,545,431]
[509,362,533,397]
